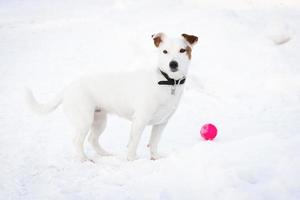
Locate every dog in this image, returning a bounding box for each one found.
[26,32,198,162]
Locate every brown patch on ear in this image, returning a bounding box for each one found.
[153,36,162,47]
[152,33,164,47]
[186,46,192,59]
[182,33,198,46]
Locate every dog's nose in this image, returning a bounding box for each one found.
[169,60,178,72]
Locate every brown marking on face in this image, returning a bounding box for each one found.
[186,46,192,59]
[182,33,198,46]
[152,33,163,47]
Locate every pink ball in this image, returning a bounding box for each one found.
[200,123,217,140]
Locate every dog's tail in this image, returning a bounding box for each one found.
[25,87,63,115]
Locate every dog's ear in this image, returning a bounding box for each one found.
[152,32,165,47]
[182,33,198,46]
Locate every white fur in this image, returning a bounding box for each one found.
[26,33,197,161]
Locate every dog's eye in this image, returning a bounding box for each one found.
[179,48,186,53]
[163,50,168,54]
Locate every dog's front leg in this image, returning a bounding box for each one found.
[148,122,167,160]
[127,119,147,161]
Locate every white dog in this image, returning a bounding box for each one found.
[26,32,198,162]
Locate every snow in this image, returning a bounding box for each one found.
[1,0,300,199]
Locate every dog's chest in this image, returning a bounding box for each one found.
[148,88,183,125]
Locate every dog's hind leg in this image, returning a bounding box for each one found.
[63,98,95,162]
[73,126,91,162]
[88,111,112,156]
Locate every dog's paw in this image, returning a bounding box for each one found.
[101,152,114,157]
[150,154,164,161]
[127,154,138,161]
[97,150,114,157]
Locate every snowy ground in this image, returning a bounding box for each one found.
[1,0,300,199]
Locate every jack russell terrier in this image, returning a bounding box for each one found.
[26,32,198,162]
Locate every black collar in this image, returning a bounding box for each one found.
[158,70,186,85]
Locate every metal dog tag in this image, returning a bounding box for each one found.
[171,87,175,95]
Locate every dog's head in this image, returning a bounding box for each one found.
[152,32,198,79]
